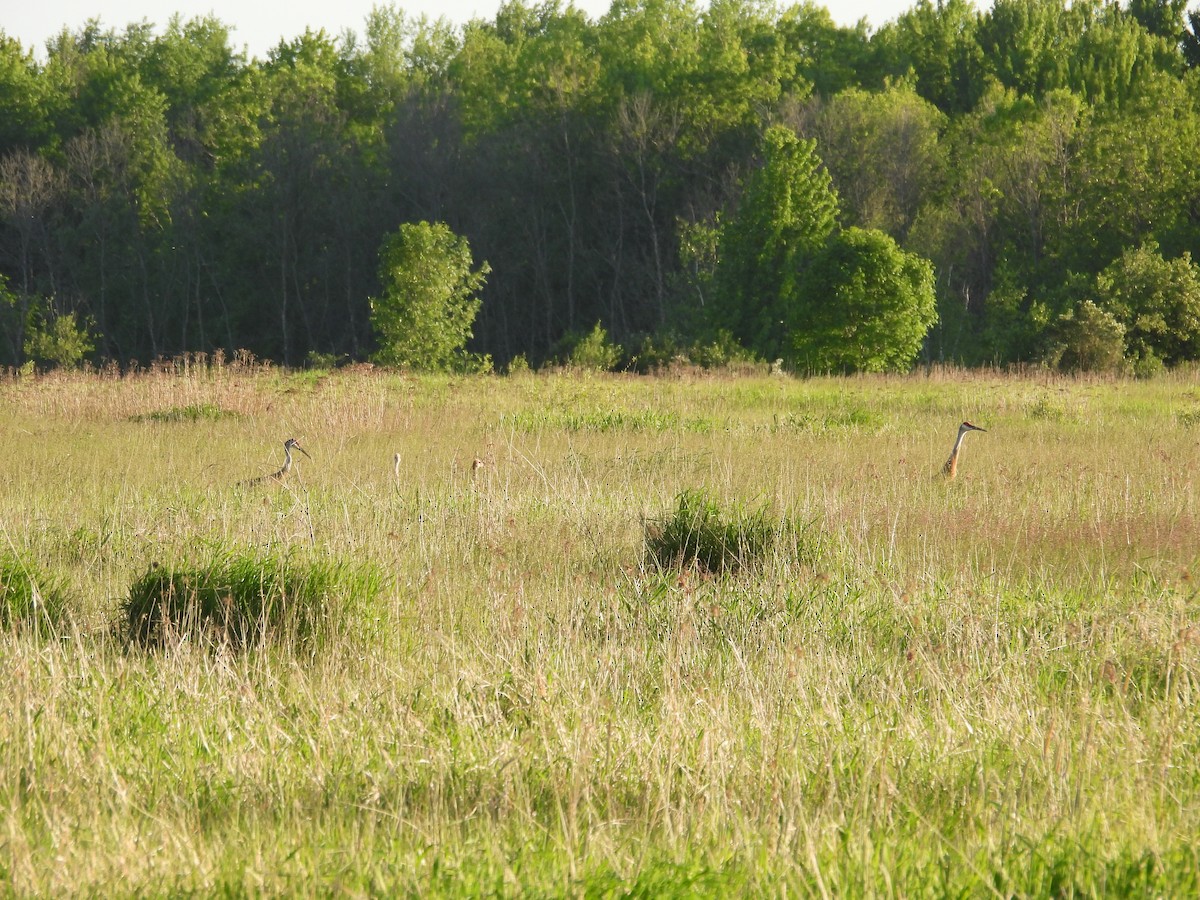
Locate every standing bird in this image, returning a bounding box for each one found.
[240,438,311,487]
[942,421,986,479]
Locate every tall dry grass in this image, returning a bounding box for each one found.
[1,364,1199,894]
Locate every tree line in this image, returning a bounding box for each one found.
[1,0,1199,373]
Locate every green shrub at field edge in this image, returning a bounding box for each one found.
[120,548,384,649]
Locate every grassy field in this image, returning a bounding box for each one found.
[2,363,1200,895]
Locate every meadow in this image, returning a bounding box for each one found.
[2,362,1199,896]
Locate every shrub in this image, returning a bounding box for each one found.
[0,551,72,633]
[645,490,779,574]
[121,549,385,649]
[24,304,95,370]
[505,353,531,375]
[628,330,756,373]
[1094,242,1200,366]
[1051,300,1127,373]
[552,322,622,371]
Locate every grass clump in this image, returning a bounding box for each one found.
[131,402,239,423]
[645,489,781,573]
[1175,406,1200,427]
[120,548,384,649]
[0,550,73,633]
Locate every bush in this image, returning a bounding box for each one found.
[505,353,531,375]
[1094,242,1200,366]
[24,304,95,370]
[121,549,385,649]
[1051,300,1127,373]
[554,322,623,371]
[645,490,779,574]
[0,551,72,633]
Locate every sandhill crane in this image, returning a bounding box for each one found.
[942,421,986,479]
[240,437,311,487]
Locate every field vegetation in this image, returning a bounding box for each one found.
[3,364,1200,894]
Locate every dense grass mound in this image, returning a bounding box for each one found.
[645,489,782,573]
[130,402,239,423]
[0,550,73,633]
[121,549,384,649]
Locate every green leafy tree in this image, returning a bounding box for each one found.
[792,226,937,373]
[1064,78,1200,273]
[1185,9,1200,67]
[774,3,875,98]
[713,125,839,359]
[907,86,1086,362]
[1127,0,1189,43]
[799,82,946,240]
[1050,299,1127,373]
[0,35,49,154]
[977,0,1074,98]
[871,0,985,114]
[1094,242,1200,366]
[369,221,490,371]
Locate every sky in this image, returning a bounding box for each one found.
[5,0,917,60]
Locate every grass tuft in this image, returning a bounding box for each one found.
[1175,407,1200,427]
[120,548,384,649]
[645,489,781,573]
[0,550,73,633]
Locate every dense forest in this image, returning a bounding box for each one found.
[1,0,1200,372]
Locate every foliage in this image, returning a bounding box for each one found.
[553,322,623,371]
[712,125,840,361]
[1093,242,1200,366]
[121,549,384,649]
[792,226,937,373]
[628,328,758,372]
[872,0,986,113]
[0,273,22,364]
[797,82,946,240]
[23,305,95,370]
[977,263,1054,365]
[1049,299,1128,373]
[369,221,491,372]
[0,551,72,633]
[505,352,531,375]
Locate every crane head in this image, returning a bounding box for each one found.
[285,437,311,458]
[961,421,986,433]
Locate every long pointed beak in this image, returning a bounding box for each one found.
[295,443,312,459]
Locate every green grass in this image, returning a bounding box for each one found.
[0,549,73,633]
[2,365,1200,894]
[120,548,385,649]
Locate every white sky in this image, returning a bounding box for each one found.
[5,1,916,60]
